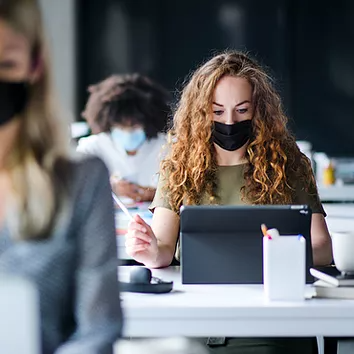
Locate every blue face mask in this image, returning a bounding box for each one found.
[111,127,146,152]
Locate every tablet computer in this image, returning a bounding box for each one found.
[180,205,313,284]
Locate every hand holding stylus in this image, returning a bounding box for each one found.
[125,215,158,264]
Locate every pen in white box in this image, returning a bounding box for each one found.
[267,228,280,239]
[111,192,134,222]
[261,224,280,240]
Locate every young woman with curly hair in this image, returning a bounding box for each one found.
[126,50,332,264]
[125,50,332,354]
[78,74,171,202]
[125,49,333,354]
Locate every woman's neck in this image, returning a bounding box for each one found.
[0,119,20,169]
[215,142,248,166]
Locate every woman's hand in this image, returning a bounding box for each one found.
[110,177,141,201]
[110,176,155,202]
[125,215,158,265]
[135,186,156,202]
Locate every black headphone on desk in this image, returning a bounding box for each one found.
[120,267,173,294]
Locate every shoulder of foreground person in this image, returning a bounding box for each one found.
[53,155,123,354]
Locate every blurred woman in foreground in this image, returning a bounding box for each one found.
[0,0,122,353]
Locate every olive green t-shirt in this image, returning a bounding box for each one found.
[149,164,325,261]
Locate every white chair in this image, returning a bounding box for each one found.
[115,337,208,354]
[0,276,40,354]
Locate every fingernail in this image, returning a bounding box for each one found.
[142,228,147,233]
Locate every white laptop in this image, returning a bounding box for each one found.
[0,276,40,353]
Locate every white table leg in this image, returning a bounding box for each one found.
[337,340,354,354]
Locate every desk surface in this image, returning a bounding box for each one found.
[120,266,354,338]
[319,185,354,202]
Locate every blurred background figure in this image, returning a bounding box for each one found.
[77,73,171,202]
[81,75,125,135]
[0,0,122,353]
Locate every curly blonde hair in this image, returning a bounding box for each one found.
[162,51,315,213]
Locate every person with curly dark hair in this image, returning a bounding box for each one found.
[78,74,171,202]
[125,51,333,353]
[81,75,124,135]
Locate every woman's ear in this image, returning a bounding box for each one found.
[29,55,43,83]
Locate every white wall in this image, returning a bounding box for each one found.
[39,0,76,120]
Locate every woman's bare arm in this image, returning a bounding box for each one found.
[311,213,333,266]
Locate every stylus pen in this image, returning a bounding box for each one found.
[111,192,134,222]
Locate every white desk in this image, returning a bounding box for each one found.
[120,267,354,353]
[323,203,354,234]
[323,204,354,218]
[319,186,354,203]
[71,121,89,139]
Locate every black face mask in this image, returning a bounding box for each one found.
[212,120,252,151]
[0,81,29,126]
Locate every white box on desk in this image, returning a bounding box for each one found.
[263,236,306,301]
